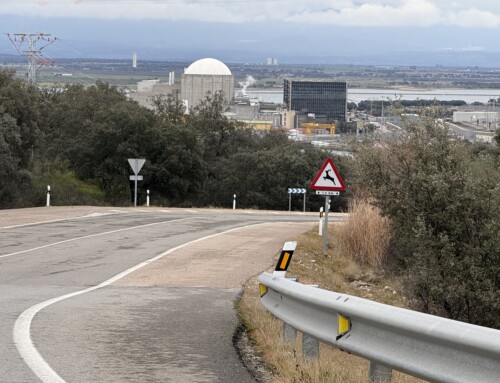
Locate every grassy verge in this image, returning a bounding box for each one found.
[237,223,426,383]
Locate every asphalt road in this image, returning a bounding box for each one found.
[0,208,334,383]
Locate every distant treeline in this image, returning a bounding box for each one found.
[348,99,469,117]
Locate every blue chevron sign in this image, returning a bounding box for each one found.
[288,188,306,194]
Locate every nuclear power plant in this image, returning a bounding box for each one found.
[130,57,234,110]
[129,57,347,133]
[181,58,234,109]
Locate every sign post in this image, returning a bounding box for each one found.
[128,158,146,207]
[309,158,346,255]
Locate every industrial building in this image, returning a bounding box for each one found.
[129,57,234,111]
[283,79,347,128]
[181,58,234,110]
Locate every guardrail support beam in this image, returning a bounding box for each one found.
[283,323,296,343]
[369,362,392,383]
[302,334,319,359]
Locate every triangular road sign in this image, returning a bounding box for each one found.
[128,158,146,175]
[309,158,346,191]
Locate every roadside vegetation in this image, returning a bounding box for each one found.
[238,104,499,381]
[0,69,348,211]
[238,222,424,383]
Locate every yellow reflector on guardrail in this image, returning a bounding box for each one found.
[259,284,268,297]
[337,314,351,340]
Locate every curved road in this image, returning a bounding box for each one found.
[0,207,341,382]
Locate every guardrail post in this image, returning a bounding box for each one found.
[302,334,319,359]
[369,362,392,383]
[283,323,296,343]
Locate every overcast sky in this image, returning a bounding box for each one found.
[1,1,499,64]
[0,0,499,27]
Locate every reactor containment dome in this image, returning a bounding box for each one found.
[181,58,234,110]
[184,58,232,76]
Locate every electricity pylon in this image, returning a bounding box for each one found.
[6,33,57,84]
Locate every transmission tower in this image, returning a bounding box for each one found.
[6,33,57,84]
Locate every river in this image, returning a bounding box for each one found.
[244,88,500,104]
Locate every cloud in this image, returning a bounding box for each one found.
[283,0,442,27]
[0,0,499,28]
[440,46,485,52]
[446,8,500,28]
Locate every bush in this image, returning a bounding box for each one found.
[338,199,391,268]
[354,111,500,329]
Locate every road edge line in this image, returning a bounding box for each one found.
[13,222,271,383]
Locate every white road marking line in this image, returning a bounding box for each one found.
[158,210,171,213]
[13,222,271,383]
[1,211,118,230]
[84,212,113,218]
[0,218,193,259]
[184,209,199,213]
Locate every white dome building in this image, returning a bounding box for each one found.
[181,58,234,110]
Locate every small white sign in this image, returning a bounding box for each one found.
[130,175,144,181]
[316,190,340,196]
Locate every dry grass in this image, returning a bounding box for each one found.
[237,225,426,383]
[337,199,391,268]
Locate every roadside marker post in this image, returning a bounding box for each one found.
[309,158,346,255]
[273,241,297,278]
[318,207,324,235]
[233,194,236,210]
[146,189,150,207]
[46,185,51,207]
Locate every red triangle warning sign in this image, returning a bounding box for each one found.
[309,158,346,191]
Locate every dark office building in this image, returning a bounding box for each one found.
[283,79,347,122]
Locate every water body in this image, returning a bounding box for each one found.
[245,88,500,104]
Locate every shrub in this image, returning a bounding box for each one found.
[338,199,391,268]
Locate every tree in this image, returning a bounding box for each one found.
[150,94,186,125]
[354,111,500,328]
[0,109,33,206]
[0,70,43,168]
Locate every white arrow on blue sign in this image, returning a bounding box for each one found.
[288,188,306,194]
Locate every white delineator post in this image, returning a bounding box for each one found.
[147,189,150,207]
[318,206,324,235]
[322,197,329,255]
[233,194,236,210]
[46,185,51,207]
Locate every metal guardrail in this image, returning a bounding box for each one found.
[258,272,500,383]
